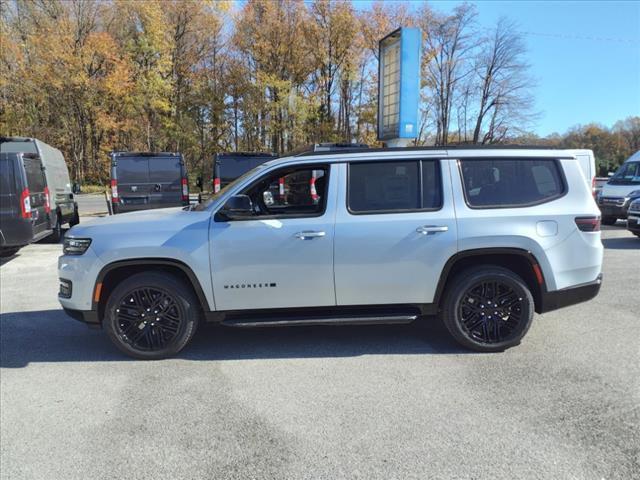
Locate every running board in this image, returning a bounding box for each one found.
[222,313,418,328]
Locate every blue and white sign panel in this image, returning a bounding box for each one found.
[377,27,421,142]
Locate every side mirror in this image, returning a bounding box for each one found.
[72,182,81,194]
[219,194,253,219]
[196,176,203,191]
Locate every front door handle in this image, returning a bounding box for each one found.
[416,225,449,235]
[294,231,326,240]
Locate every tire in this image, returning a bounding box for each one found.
[48,216,63,243]
[104,272,200,360]
[602,216,617,226]
[441,266,535,352]
[0,247,20,257]
[69,204,80,227]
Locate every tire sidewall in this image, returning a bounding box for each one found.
[104,272,199,359]
[442,267,534,352]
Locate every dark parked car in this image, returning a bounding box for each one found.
[110,152,189,213]
[212,152,277,193]
[0,152,52,256]
[626,199,640,238]
[1,137,79,241]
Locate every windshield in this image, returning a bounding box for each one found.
[608,161,640,185]
[191,164,268,211]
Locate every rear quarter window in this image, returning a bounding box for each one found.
[459,158,565,208]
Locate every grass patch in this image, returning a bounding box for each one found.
[78,184,107,194]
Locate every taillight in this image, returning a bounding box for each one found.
[575,216,600,232]
[591,176,596,198]
[213,177,221,193]
[111,179,119,203]
[20,188,32,219]
[309,175,318,202]
[43,186,51,213]
[181,178,189,201]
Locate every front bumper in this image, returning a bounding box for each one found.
[598,204,629,218]
[63,307,100,326]
[58,246,103,312]
[539,273,602,313]
[627,213,640,233]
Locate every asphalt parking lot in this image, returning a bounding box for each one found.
[1,225,638,480]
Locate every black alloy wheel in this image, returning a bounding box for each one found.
[458,280,524,344]
[104,272,199,359]
[442,266,534,352]
[115,287,184,352]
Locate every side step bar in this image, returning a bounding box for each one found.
[222,314,418,328]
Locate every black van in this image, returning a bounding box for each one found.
[0,152,52,256]
[212,152,277,193]
[1,137,79,241]
[110,152,189,213]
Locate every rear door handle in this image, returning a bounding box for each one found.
[294,231,326,240]
[416,225,449,235]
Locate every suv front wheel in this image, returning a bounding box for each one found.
[441,266,534,352]
[104,272,200,359]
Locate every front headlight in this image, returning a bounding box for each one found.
[628,190,640,199]
[63,237,92,255]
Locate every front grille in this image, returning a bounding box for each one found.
[599,196,625,206]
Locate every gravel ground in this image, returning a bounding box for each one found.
[1,226,638,480]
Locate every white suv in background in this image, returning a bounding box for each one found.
[58,146,603,359]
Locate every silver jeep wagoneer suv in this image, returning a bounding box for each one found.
[59,147,603,359]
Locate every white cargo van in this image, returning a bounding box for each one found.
[567,149,596,196]
[597,151,640,225]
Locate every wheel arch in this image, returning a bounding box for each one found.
[94,259,211,323]
[433,248,547,314]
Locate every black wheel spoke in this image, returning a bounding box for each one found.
[115,286,184,352]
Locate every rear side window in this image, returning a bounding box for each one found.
[23,158,46,193]
[149,157,181,183]
[348,160,442,213]
[459,159,565,208]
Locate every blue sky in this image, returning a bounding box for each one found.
[354,0,640,136]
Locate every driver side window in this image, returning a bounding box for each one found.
[241,165,329,218]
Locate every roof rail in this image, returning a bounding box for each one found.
[289,142,370,156]
[111,151,180,157]
[215,151,277,159]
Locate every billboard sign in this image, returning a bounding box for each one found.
[377,27,421,144]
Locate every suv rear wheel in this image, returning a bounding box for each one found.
[441,266,534,352]
[104,272,200,359]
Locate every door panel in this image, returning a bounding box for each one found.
[149,157,182,206]
[209,164,339,311]
[334,160,457,306]
[117,157,152,208]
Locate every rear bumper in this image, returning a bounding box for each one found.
[0,220,34,247]
[539,274,602,313]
